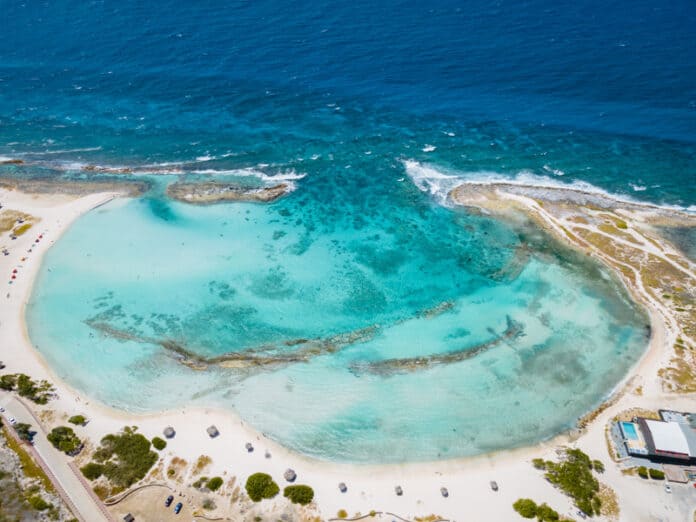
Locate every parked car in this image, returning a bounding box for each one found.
[8,417,16,425]
[164,495,174,507]
[490,481,498,491]
[577,510,587,519]
[665,485,672,494]
[174,502,183,515]
[0,406,5,412]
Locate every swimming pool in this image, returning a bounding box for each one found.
[621,421,639,440]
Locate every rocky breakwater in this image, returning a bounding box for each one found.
[166,181,291,204]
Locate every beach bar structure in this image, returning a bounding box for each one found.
[622,410,696,463]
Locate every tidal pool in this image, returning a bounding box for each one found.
[28,172,648,463]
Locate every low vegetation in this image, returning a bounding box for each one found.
[81,426,158,487]
[207,476,223,491]
[68,415,87,426]
[512,498,560,521]
[193,476,223,491]
[13,422,34,443]
[245,472,280,502]
[532,448,603,517]
[1,426,53,493]
[648,468,665,480]
[80,462,104,480]
[284,484,314,505]
[0,373,55,404]
[512,498,538,519]
[151,436,167,451]
[47,426,82,455]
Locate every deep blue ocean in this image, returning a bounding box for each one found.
[1,0,695,206]
[4,1,695,462]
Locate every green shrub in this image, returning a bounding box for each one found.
[536,502,559,521]
[207,476,223,491]
[648,468,665,480]
[512,498,537,518]
[245,472,279,502]
[592,460,604,473]
[284,484,314,505]
[47,426,82,454]
[14,422,34,442]
[81,462,104,481]
[2,373,55,404]
[68,415,87,426]
[337,509,348,519]
[543,448,601,516]
[152,436,167,451]
[532,458,546,470]
[27,495,52,511]
[0,374,17,391]
[88,426,158,487]
[637,466,648,479]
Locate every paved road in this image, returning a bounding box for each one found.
[0,392,112,522]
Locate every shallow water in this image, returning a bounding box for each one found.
[28,188,649,462]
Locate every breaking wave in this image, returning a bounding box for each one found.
[403,160,696,213]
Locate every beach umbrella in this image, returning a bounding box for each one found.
[338,482,347,493]
[284,469,296,482]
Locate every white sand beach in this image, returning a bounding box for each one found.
[1,186,695,521]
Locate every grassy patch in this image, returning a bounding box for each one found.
[193,454,211,474]
[597,483,619,520]
[2,426,54,493]
[0,210,34,234]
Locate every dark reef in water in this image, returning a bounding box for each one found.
[352,315,524,375]
[166,181,290,204]
[84,298,521,375]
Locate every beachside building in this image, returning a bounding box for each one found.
[620,410,696,463]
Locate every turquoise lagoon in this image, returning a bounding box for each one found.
[27,170,649,463]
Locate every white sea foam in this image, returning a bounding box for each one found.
[422,144,437,152]
[192,167,306,184]
[542,164,565,176]
[403,160,695,213]
[193,152,238,162]
[630,183,647,192]
[18,147,103,156]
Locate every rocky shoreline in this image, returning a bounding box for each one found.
[165,181,291,204]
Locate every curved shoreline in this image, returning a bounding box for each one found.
[1,184,694,520]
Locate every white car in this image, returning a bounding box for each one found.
[665,484,672,493]
[0,406,5,413]
[8,417,16,425]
